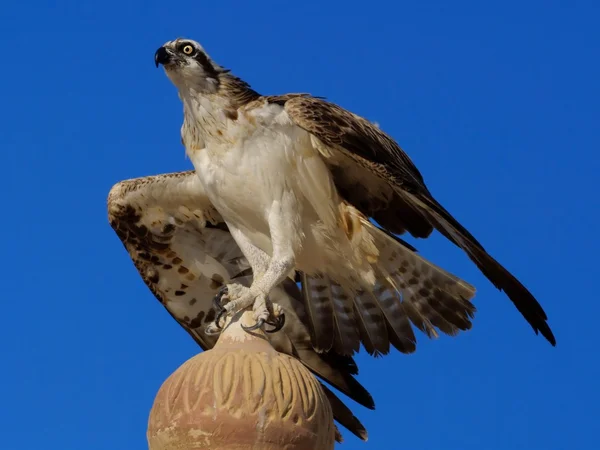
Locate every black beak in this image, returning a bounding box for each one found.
[154,46,171,68]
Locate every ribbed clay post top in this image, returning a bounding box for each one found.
[147,309,336,449]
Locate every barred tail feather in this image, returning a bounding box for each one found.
[301,272,335,353]
[364,219,477,347]
[330,282,361,356]
[350,286,389,356]
[369,276,417,353]
[376,264,438,339]
[301,219,477,356]
[300,274,361,356]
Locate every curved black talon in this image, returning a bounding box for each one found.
[214,309,228,330]
[241,313,286,334]
[213,285,228,311]
[241,318,265,332]
[265,313,286,333]
[212,285,228,329]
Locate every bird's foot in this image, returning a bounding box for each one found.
[243,295,285,333]
[206,283,285,334]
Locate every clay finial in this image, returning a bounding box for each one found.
[147,310,336,449]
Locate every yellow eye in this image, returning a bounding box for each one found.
[182,45,194,55]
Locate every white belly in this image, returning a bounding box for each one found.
[184,103,371,280]
[188,121,323,256]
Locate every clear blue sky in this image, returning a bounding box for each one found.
[1,1,598,448]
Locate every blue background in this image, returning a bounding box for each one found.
[1,1,598,448]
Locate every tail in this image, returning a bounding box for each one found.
[366,220,477,354]
[320,383,369,442]
[406,191,556,346]
[301,272,361,356]
[301,219,477,356]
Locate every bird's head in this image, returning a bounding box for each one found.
[154,38,225,93]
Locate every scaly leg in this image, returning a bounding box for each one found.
[214,197,299,332]
[229,225,270,280]
[207,223,287,333]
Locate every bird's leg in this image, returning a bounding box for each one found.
[235,249,293,332]
[207,224,286,334]
[217,198,299,332]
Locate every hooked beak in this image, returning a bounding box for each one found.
[154,46,171,68]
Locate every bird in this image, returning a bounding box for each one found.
[152,37,556,353]
[107,171,372,442]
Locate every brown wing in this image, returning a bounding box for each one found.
[107,171,370,441]
[281,95,555,346]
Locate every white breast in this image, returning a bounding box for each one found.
[185,104,295,240]
[185,100,346,270]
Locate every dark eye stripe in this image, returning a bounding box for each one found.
[193,50,219,78]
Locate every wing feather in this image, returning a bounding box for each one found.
[107,171,371,441]
[281,96,555,345]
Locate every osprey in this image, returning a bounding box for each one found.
[107,171,370,441]
[153,37,556,350]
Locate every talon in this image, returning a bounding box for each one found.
[242,318,266,332]
[204,323,223,336]
[265,313,286,333]
[212,285,228,329]
[214,308,228,330]
[213,285,228,311]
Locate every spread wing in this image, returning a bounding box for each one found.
[107,170,370,442]
[280,95,555,346]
